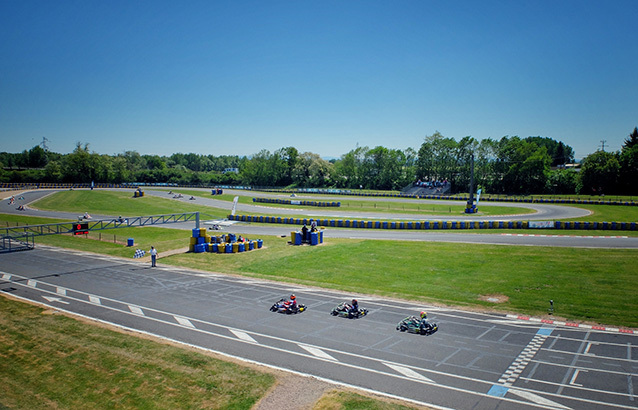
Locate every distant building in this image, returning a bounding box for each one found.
[223,167,239,174]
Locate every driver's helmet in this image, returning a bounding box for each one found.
[290,294,296,300]
[420,311,427,319]
[352,299,358,305]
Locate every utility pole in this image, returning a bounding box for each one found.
[600,140,607,152]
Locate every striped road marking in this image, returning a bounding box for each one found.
[299,344,337,361]
[56,287,66,296]
[384,363,434,382]
[27,279,37,287]
[1,273,11,280]
[89,296,101,304]
[129,305,144,315]
[175,316,195,328]
[230,330,258,344]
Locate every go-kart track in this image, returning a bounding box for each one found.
[2,188,637,409]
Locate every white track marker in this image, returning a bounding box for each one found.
[89,295,101,304]
[128,305,144,315]
[174,316,195,328]
[42,296,69,305]
[1,273,11,280]
[299,344,337,361]
[230,330,258,344]
[508,389,572,409]
[56,287,66,296]
[384,363,434,383]
[27,279,37,287]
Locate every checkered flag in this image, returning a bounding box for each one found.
[134,249,146,258]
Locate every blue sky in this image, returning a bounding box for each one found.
[1,1,637,160]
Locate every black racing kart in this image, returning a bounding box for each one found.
[330,302,368,319]
[270,298,306,314]
[396,316,438,335]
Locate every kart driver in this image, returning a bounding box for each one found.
[419,311,432,331]
[284,294,297,310]
[349,299,359,316]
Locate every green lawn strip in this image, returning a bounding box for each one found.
[33,226,187,259]
[313,390,420,410]
[556,204,638,222]
[0,295,274,410]
[164,236,638,328]
[30,190,229,220]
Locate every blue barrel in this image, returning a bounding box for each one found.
[194,244,206,253]
[212,243,218,253]
[127,238,134,247]
[311,232,319,245]
[238,243,245,252]
[294,232,302,245]
[249,241,254,250]
[192,228,200,238]
[225,243,232,253]
[257,239,263,248]
[319,230,323,243]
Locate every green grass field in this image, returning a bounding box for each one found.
[0,295,275,410]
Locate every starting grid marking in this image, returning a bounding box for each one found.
[507,314,635,334]
[497,327,553,386]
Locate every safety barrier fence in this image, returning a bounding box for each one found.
[252,197,340,207]
[0,183,130,190]
[228,214,638,231]
[0,233,35,253]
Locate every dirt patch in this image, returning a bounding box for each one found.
[478,294,509,303]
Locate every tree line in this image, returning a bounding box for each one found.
[2,128,637,195]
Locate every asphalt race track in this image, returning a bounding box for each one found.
[1,247,636,409]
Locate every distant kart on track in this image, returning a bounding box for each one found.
[396,316,438,335]
[330,302,368,319]
[270,298,306,314]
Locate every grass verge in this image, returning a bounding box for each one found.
[314,390,421,409]
[0,295,275,410]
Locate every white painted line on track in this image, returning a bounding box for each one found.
[56,287,66,296]
[508,388,572,409]
[1,273,11,280]
[385,363,434,382]
[128,305,144,315]
[569,369,586,387]
[299,344,337,361]
[230,329,258,344]
[27,279,37,287]
[175,316,195,328]
[89,295,101,304]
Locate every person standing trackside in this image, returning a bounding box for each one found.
[150,246,158,267]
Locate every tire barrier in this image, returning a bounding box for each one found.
[252,197,340,207]
[291,230,324,246]
[211,188,223,195]
[189,227,261,253]
[228,214,637,231]
[255,188,637,207]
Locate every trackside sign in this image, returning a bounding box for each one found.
[528,221,555,229]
